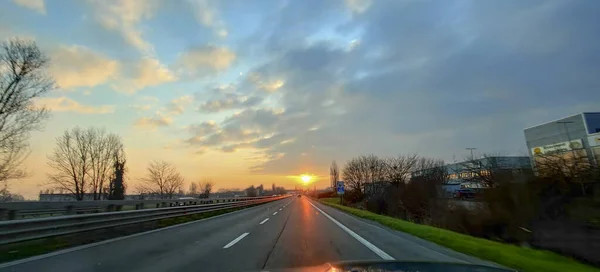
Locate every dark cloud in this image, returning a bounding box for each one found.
[185,0,600,175]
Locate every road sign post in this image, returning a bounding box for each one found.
[336,181,345,205]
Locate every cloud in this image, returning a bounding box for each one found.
[344,0,372,14]
[189,0,600,176]
[175,45,236,77]
[11,0,45,14]
[247,73,285,92]
[35,97,115,114]
[82,1,175,94]
[116,57,177,94]
[48,45,119,90]
[186,0,228,38]
[130,104,152,112]
[198,93,263,113]
[88,0,158,56]
[129,96,160,112]
[134,113,172,129]
[186,121,219,137]
[184,108,288,153]
[167,95,194,115]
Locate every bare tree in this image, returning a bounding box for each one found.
[342,155,386,195]
[382,154,419,187]
[139,161,184,199]
[88,129,123,200]
[47,127,125,200]
[412,157,449,184]
[534,150,597,196]
[0,182,25,202]
[199,178,214,199]
[330,160,339,189]
[47,127,91,200]
[0,38,54,184]
[188,182,198,196]
[410,157,449,197]
[245,185,257,197]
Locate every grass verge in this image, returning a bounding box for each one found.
[0,204,260,263]
[319,197,599,272]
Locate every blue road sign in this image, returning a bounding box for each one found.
[336,181,345,195]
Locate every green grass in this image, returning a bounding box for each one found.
[319,198,599,272]
[0,237,70,263]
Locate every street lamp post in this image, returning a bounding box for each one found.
[466,148,477,161]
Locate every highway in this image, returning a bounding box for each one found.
[0,196,501,271]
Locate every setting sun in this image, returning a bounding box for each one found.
[301,175,312,184]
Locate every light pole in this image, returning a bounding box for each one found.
[466,148,477,161]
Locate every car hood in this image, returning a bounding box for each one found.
[253,260,515,272]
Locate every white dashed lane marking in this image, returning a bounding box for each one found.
[223,233,249,249]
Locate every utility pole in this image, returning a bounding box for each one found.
[466,148,477,161]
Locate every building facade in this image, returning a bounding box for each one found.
[410,156,533,196]
[444,156,533,187]
[524,112,600,169]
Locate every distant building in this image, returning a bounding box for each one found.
[524,112,600,170]
[410,156,533,196]
[213,190,244,198]
[445,156,533,186]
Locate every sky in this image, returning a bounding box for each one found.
[1,0,599,200]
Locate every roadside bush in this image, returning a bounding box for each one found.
[317,191,336,199]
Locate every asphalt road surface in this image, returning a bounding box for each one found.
[0,196,501,272]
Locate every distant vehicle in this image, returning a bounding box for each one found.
[453,189,480,200]
[297,194,302,198]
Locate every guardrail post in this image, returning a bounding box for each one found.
[66,206,75,215]
[0,209,16,220]
[107,205,116,212]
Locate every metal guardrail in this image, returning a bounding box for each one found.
[0,195,289,245]
[0,196,277,220]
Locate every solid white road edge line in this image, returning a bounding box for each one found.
[307,200,395,260]
[273,212,278,215]
[259,218,269,225]
[223,233,249,249]
[328,204,467,263]
[0,198,290,269]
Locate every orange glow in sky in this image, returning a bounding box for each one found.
[301,175,312,184]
